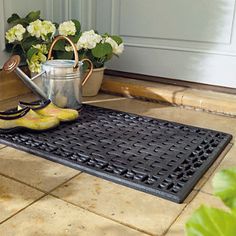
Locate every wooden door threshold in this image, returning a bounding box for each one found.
[101,75,236,116]
[105,70,236,95]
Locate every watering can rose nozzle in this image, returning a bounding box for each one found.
[3,55,21,73]
[3,55,48,99]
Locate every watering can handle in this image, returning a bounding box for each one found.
[81,59,93,86]
[47,35,79,70]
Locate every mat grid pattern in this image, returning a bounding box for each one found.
[0,105,232,203]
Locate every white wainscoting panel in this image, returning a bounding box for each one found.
[119,0,235,44]
[69,0,96,30]
[95,0,236,88]
[0,0,65,67]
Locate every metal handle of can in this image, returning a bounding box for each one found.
[47,35,79,70]
[81,58,94,86]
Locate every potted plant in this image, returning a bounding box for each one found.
[61,29,124,96]
[5,10,124,96]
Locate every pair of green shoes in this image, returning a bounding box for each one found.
[0,100,79,133]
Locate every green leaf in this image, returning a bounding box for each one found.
[10,19,29,27]
[25,10,40,22]
[5,43,14,53]
[92,43,112,58]
[22,36,41,51]
[186,205,236,236]
[70,34,81,44]
[26,47,39,60]
[110,35,123,45]
[5,43,23,57]
[54,22,59,29]
[103,33,109,37]
[106,53,113,61]
[54,51,73,60]
[213,167,236,210]
[71,19,81,34]
[7,13,20,24]
[53,40,66,51]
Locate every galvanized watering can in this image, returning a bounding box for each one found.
[3,35,93,109]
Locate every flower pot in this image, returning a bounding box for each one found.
[82,67,105,97]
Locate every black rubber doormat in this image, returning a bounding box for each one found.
[0,105,232,203]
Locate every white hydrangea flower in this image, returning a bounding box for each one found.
[41,20,56,40]
[65,45,73,52]
[27,52,47,73]
[33,44,48,54]
[27,19,56,40]
[5,24,26,43]
[27,19,42,38]
[76,30,102,50]
[105,37,124,55]
[58,20,76,36]
[115,43,124,55]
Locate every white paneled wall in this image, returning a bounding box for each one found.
[0,0,93,67]
[2,0,236,88]
[95,0,236,88]
[0,0,74,67]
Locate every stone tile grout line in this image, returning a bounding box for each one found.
[161,190,201,236]
[0,172,82,225]
[0,171,82,196]
[0,169,154,235]
[49,192,156,236]
[0,193,48,225]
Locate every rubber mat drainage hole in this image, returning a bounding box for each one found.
[167,160,176,167]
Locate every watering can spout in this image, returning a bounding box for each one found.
[3,36,94,109]
[3,55,47,99]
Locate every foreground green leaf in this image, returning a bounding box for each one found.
[213,167,236,210]
[186,205,236,236]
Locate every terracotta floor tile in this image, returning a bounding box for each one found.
[0,147,79,192]
[0,195,149,236]
[165,191,228,236]
[0,175,43,223]
[52,173,186,236]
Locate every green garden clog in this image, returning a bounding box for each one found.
[18,100,79,122]
[0,107,60,133]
